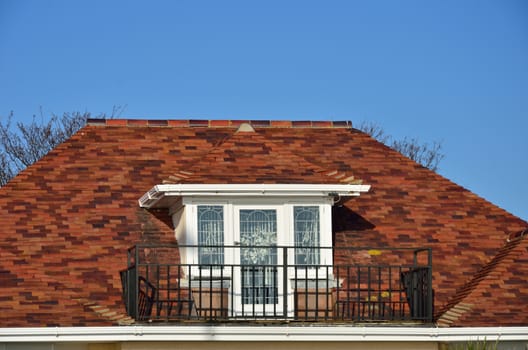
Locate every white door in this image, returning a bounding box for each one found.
[233,207,285,317]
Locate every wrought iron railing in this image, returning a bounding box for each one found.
[120,245,433,323]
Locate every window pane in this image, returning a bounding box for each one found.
[239,209,278,304]
[198,205,224,266]
[294,206,320,265]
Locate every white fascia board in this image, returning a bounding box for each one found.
[1,326,527,343]
[139,184,371,208]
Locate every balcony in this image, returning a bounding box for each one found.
[120,245,433,323]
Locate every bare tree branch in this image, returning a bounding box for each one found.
[0,107,123,187]
[356,121,391,144]
[0,152,15,186]
[357,121,445,172]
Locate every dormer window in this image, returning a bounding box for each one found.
[140,184,370,317]
[181,200,332,272]
[139,184,370,267]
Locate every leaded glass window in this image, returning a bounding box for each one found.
[239,209,278,304]
[197,205,224,266]
[294,206,320,265]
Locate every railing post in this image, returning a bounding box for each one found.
[427,248,433,322]
[283,246,288,318]
[125,248,131,317]
[133,244,139,320]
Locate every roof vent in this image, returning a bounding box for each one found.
[236,123,255,133]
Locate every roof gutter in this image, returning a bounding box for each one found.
[1,326,527,343]
[139,184,371,208]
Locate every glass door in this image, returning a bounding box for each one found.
[233,207,283,317]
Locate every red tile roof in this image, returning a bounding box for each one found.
[0,119,526,327]
[164,126,360,184]
[436,229,528,326]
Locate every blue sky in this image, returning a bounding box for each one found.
[0,0,527,220]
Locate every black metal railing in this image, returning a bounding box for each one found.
[120,245,433,323]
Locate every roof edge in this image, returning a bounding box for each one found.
[139,183,371,209]
[86,118,353,129]
[1,326,527,342]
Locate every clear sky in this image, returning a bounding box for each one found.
[0,0,527,220]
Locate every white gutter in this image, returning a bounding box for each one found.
[1,326,527,343]
[139,184,371,208]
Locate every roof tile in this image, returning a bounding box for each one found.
[270,120,292,128]
[209,119,231,127]
[167,119,190,127]
[127,119,149,126]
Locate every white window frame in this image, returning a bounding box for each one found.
[181,199,231,278]
[179,197,333,278]
[286,203,333,279]
[232,204,285,316]
[175,197,337,317]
